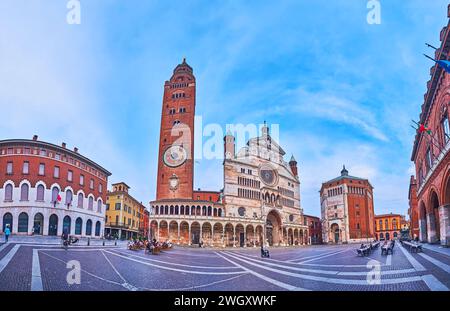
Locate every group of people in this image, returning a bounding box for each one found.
[127,239,146,250]
[61,228,79,247]
[144,239,173,254]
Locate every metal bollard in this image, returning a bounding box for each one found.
[102,240,105,246]
[115,240,117,246]
[87,237,90,246]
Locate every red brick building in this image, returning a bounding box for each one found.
[411,9,450,246]
[304,214,322,244]
[320,166,375,244]
[408,176,419,239]
[156,58,196,200]
[0,136,111,237]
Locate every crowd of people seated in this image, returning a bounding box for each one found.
[127,239,145,250]
[144,239,173,255]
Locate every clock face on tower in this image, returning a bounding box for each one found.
[163,145,188,168]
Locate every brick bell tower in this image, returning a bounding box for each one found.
[156,58,196,200]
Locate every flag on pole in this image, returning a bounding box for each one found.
[418,123,432,135]
[424,54,450,74]
[411,120,441,151]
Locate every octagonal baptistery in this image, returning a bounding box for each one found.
[0,136,111,238]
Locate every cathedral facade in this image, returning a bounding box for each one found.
[149,59,309,247]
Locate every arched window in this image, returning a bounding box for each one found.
[66,190,73,206]
[75,217,83,235]
[18,212,29,233]
[4,184,13,201]
[86,219,92,236]
[20,184,29,201]
[48,214,58,236]
[63,216,71,234]
[51,187,59,203]
[36,184,45,201]
[88,197,94,210]
[97,200,102,213]
[95,221,101,236]
[78,193,84,208]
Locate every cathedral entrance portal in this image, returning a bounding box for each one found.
[266,210,282,246]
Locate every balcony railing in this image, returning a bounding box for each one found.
[418,139,450,194]
[107,222,130,229]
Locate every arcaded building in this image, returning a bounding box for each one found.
[411,11,450,246]
[149,59,309,247]
[0,136,111,237]
[374,213,404,241]
[320,166,375,244]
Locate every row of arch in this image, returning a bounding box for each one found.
[416,157,450,245]
[152,205,223,217]
[3,180,103,213]
[375,232,398,240]
[149,220,309,247]
[2,212,101,237]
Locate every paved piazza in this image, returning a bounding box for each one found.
[0,241,449,291]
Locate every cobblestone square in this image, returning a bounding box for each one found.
[0,241,449,291]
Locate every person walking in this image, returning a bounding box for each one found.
[4,224,11,243]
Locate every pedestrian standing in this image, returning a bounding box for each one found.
[4,224,11,243]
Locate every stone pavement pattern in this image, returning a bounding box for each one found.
[0,241,449,291]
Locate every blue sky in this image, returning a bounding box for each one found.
[0,0,448,217]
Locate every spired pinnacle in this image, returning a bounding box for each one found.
[290,154,297,163]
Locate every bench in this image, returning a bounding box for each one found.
[403,241,422,253]
[357,246,371,257]
[381,242,394,255]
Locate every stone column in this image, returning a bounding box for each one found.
[177,222,181,245]
[43,213,50,236]
[188,223,191,246]
[233,226,236,247]
[211,226,213,247]
[222,226,225,247]
[253,227,256,247]
[427,213,438,243]
[419,218,427,242]
[199,223,203,245]
[243,229,246,248]
[439,204,450,246]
